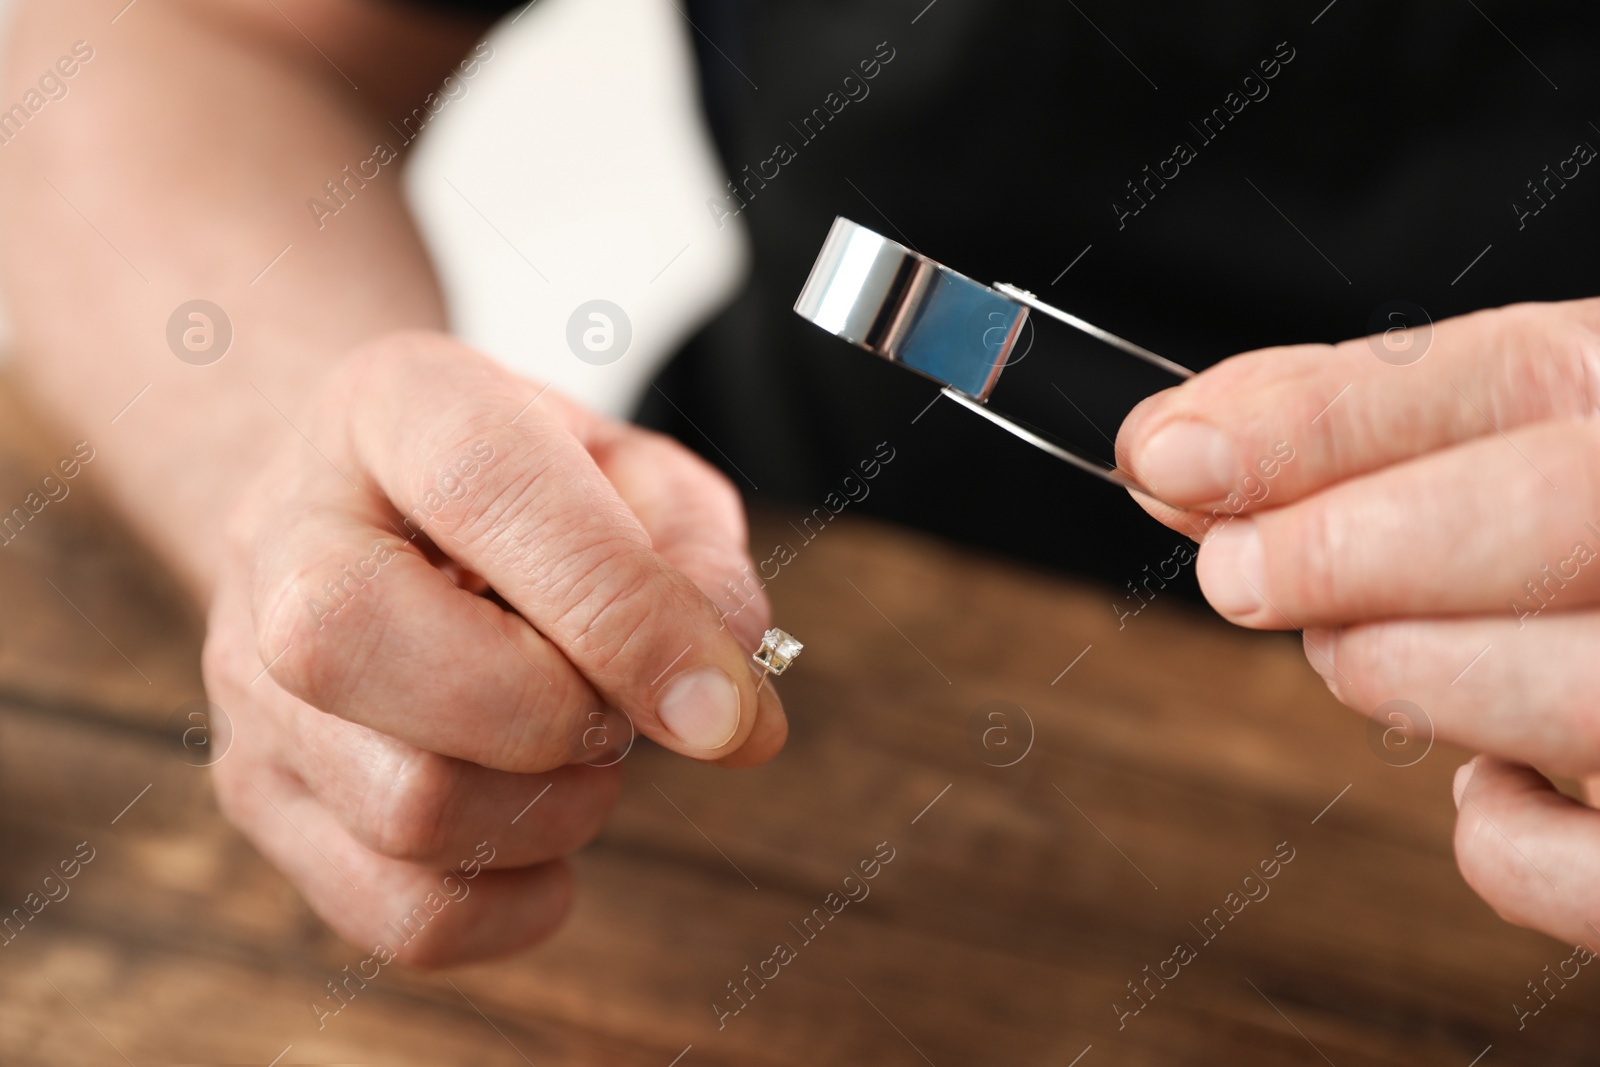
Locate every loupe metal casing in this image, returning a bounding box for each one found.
[794,217,1193,503]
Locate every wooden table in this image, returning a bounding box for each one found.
[0,375,1593,1066]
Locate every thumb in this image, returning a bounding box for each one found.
[584,418,790,769]
[589,420,774,652]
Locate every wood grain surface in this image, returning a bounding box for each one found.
[0,375,1595,1066]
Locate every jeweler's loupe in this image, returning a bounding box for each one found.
[793,216,1194,504]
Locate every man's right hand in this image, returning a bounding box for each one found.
[203,330,786,966]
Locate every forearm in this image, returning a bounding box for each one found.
[0,0,483,598]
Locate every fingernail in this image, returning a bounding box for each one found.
[1302,628,1338,694]
[658,668,741,751]
[1197,518,1265,620]
[1135,421,1240,504]
[1453,759,1477,810]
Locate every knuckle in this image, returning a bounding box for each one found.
[1489,303,1600,422]
[392,862,574,970]
[209,759,252,829]
[399,405,650,570]
[427,437,545,543]
[1561,657,1600,756]
[1197,343,1337,421]
[1568,710,1600,766]
[209,751,287,842]
[254,535,412,710]
[200,616,246,697]
[1272,503,1344,612]
[401,412,575,553]
[358,749,458,862]
[256,574,324,699]
[552,546,664,675]
[492,671,585,773]
[1563,299,1600,416]
[256,563,379,711]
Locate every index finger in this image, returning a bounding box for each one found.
[335,332,777,762]
[1115,299,1600,518]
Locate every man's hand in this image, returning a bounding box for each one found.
[1116,297,1600,946]
[205,331,785,965]
[0,0,785,964]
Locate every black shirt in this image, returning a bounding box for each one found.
[407,1,1600,596]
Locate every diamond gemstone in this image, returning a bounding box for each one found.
[754,628,804,674]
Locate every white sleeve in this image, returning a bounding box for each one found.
[405,0,749,420]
